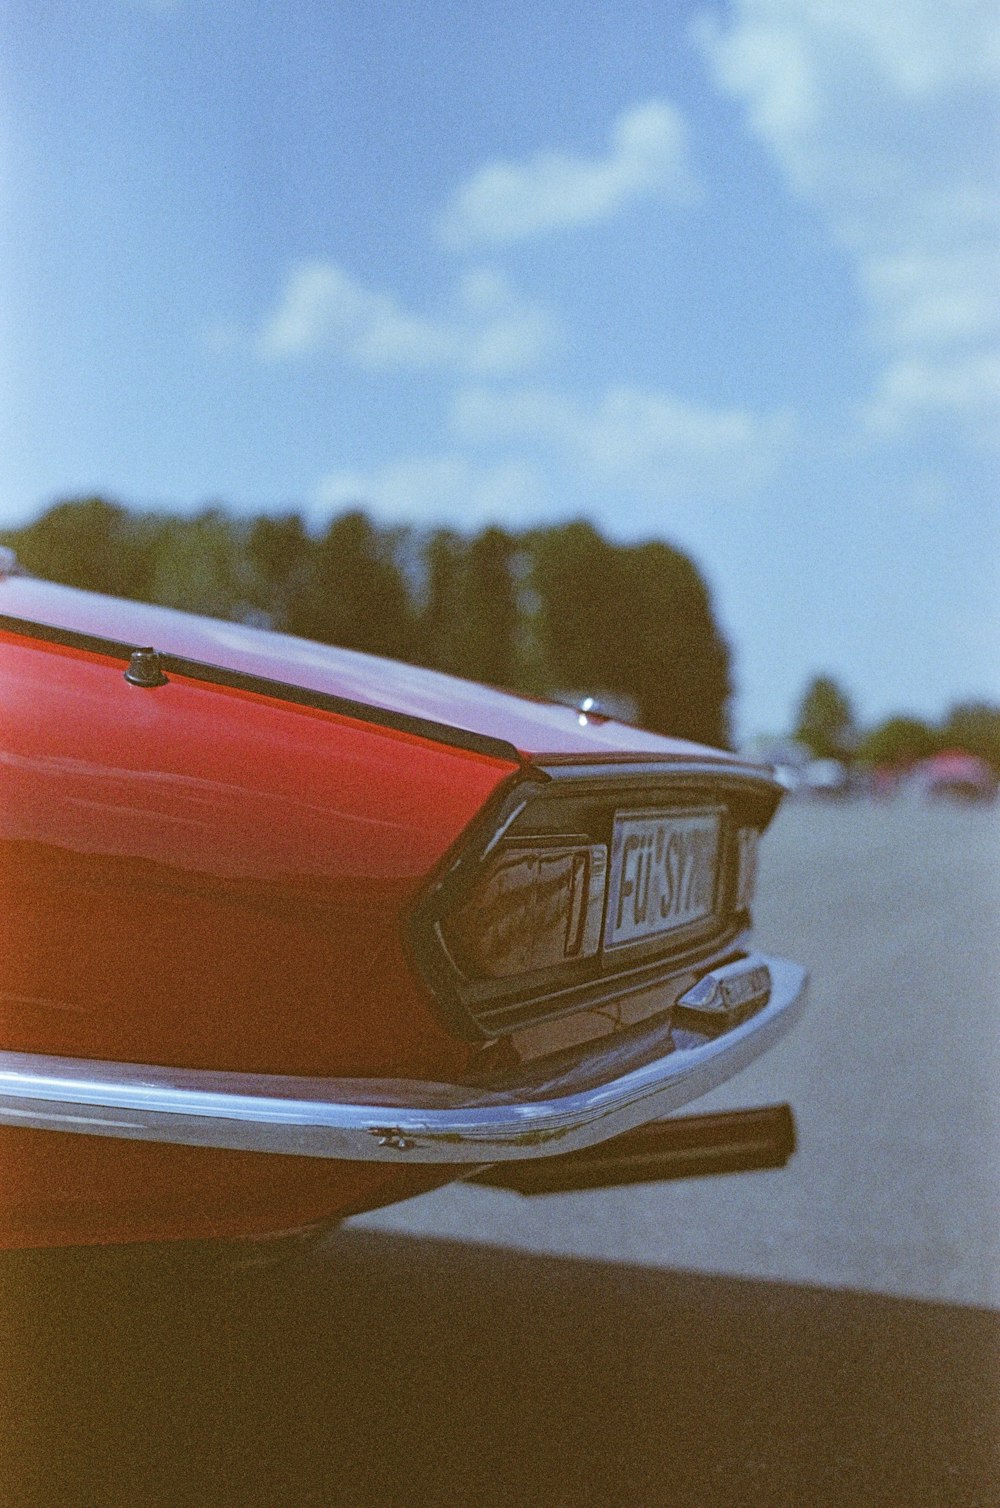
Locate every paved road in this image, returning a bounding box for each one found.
[3,799,997,1506]
[355,798,1000,1310]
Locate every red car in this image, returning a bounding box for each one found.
[0,562,807,1251]
[912,750,997,802]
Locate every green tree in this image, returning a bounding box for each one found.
[618,540,731,747]
[857,715,938,767]
[529,521,621,693]
[419,529,466,675]
[939,702,1000,771]
[793,676,857,760]
[457,526,520,687]
[285,509,417,660]
[5,498,732,748]
[145,507,251,619]
[245,512,312,627]
[6,496,157,602]
[417,526,522,687]
[531,521,732,746]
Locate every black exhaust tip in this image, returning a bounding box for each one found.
[470,1103,796,1195]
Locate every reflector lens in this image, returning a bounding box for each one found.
[443,841,607,979]
[735,827,759,912]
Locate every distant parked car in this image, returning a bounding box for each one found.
[912,751,997,802]
[0,567,808,1252]
[801,758,850,797]
[737,739,813,795]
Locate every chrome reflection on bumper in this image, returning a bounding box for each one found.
[0,954,807,1165]
[676,955,773,1024]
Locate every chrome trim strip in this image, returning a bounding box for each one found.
[532,757,781,791]
[0,954,806,1164]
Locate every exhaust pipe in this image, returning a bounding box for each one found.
[470,1103,796,1195]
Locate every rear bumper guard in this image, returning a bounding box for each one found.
[0,954,807,1164]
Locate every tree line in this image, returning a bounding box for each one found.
[792,674,1000,772]
[2,497,733,748]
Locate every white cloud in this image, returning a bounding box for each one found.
[452,385,792,503]
[256,261,557,374]
[310,387,789,539]
[438,100,694,249]
[803,1,1000,96]
[695,0,1000,442]
[868,353,1000,445]
[862,245,1000,351]
[314,455,550,530]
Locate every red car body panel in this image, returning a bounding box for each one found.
[0,603,524,1247]
[0,631,512,1078]
[0,577,760,1249]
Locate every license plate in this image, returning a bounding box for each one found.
[604,808,721,950]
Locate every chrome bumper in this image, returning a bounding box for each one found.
[0,954,807,1164]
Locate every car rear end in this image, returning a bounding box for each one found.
[0,573,807,1247]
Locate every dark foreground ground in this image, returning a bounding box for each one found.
[2,1230,997,1508]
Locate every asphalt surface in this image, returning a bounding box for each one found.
[2,798,998,1506]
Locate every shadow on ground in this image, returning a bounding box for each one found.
[2,1230,996,1507]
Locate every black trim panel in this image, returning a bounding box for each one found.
[409,761,783,1039]
[0,612,523,765]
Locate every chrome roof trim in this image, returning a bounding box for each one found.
[0,954,806,1164]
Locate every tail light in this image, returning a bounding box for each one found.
[442,840,607,979]
[735,827,760,913]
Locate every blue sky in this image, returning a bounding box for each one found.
[2,0,997,737]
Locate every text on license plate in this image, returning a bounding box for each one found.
[604,808,721,949]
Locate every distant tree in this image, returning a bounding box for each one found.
[617,540,732,747]
[245,512,312,627]
[4,498,732,747]
[416,526,522,687]
[419,529,467,676]
[146,507,251,619]
[857,716,938,767]
[6,496,157,602]
[285,509,417,660]
[529,521,621,693]
[457,526,520,687]
[939,701,1000,771]
[531,521,732,746]
[793,676,857,760]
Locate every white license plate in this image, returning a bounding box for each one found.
[604,808,722,949]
